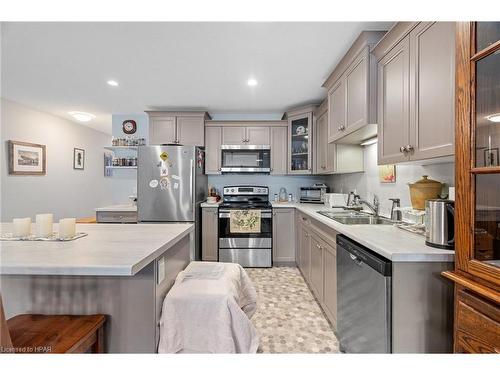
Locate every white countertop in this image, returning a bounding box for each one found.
[274,202,455,263]
[0,223,193,276]
[95,204,137,212]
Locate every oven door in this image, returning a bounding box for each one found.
[218,208,272,249]
[220,145,271,173]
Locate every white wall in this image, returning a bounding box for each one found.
[327,143,455,217]
[0,99,113,220]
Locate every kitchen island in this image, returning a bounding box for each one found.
[0,223,194,353]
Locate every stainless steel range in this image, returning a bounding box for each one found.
[218,186,272,268]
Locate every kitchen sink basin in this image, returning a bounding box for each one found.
[318,211,394,225]
[317,210,369,218]
[332,217,394,225]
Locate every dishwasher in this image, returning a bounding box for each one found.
[336,234,392,353]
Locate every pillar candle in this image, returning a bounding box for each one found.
[58,218,76,239]
[36,213,53,238]
[12,217,31,238]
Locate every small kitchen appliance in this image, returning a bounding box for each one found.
[425,199,455,250]
[300,183,328,204]
[220,145,271,173]
[218,186,272,267]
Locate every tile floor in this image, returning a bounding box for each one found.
[246,266,339,354]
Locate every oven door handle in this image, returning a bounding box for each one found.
[219,212,272,218]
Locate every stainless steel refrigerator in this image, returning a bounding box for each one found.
[137,145,207,260]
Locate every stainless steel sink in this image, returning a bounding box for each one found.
[317,211,394,225]
[332,217,394,225]
[317,210,369,218]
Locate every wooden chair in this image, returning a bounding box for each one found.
[0,294,106,353]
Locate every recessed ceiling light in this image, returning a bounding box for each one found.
[485,113,500,123]
[247,78,258,87]
[68,111,96,122]
[107,80,119,87]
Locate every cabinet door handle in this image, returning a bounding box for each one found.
[316,244,322,249]
[218,168,222,171]
[270,168,273,171]
[406,145,414,152]
[400,146,406,153]
[305,233,309,238]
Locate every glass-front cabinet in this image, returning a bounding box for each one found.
[288,111,313,174]
[457,22,500,285]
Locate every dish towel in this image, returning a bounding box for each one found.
[158,261,259,353]
[229,210,261,233]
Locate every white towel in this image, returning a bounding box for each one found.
[158,261,259,353]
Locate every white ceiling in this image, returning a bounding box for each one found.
[1,22,393,134]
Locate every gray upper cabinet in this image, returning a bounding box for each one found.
[374,22,455,164]
[221,126,246,145]
[286,106,315,175]
[323,31,385,144]
[205,126,222,174]
[315,104,335,174]
[345,47,369,131]
[201,207,218,261]
[176,116,205,146]
[221,126,270,145]
[147,111,209,146]
[409,22,455,160]
[246,127,270,145]
[377,36,411,164]
[327,79,345,143]
[270,126,288,175]
[149,116,176,145]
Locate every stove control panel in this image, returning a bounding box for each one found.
[223,186,268,196]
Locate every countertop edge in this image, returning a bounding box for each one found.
[0,224,195,277]
[290,204,455,263]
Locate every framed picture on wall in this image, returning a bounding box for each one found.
[8,140,46,175]
[73,148,85,170]
[378,164,396,183]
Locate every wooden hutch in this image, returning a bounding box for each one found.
[443,22,500,353]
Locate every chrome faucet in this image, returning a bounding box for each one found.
[355,194,380,217]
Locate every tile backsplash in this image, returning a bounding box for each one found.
[208,175,327,201]
[326,143,455,217]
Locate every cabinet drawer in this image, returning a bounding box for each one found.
[456,290,500,353]
[96,211,138,223]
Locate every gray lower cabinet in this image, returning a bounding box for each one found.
[296,211,338,330]
[272,208,296,263]
[309,234,324,301]
[270,126,288,175]
[322,239,337,330]
[201,207,218,261]
[299,224,311,282]
[376,22,455,164]
[205,126,222,174]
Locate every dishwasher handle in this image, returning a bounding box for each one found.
[349,253,364,266]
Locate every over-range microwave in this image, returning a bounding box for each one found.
[220,145,271,173]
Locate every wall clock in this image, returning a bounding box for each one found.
[122,120,137,135]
